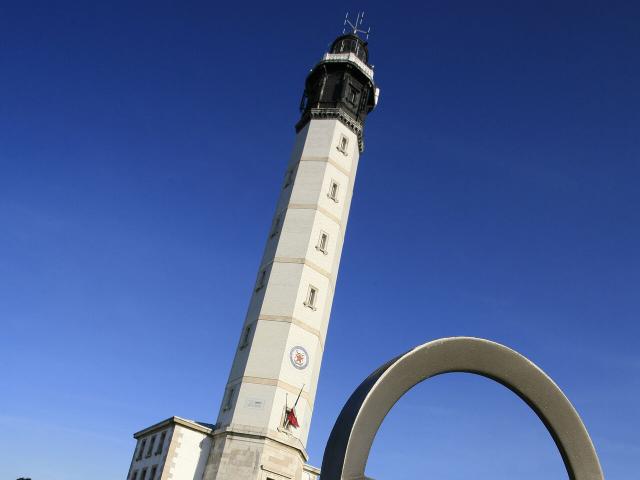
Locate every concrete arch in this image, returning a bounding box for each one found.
[321,337,603,480]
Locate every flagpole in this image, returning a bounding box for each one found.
[284,392,289,428]
[293,384,305,409]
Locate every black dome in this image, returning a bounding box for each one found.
[330,34,369,64]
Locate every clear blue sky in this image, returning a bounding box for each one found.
[1,1,638,479]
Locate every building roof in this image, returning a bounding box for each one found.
[133,416,215,438]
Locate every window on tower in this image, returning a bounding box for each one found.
[270,212,282,238]
[283,168,294,188]
[131,471,138,480]
[327,180,339,202]
[150,465,157,480]
[223,386,235,411]
[299,92,308,112]
[239,324,252,350]
[255,269,267,291]
[337,134,349,155]
[140,469,147,480]
[347,85,359,105]
[304,285,318,310]
[316,231,329,255]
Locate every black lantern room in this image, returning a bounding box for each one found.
[296,33,379,151]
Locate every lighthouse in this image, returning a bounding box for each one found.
[127,17,379,480]
[203,27,379,480]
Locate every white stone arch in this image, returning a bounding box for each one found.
[320,337,603,480]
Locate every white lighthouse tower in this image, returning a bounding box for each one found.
[203,25,379,480]
[126,19,379,480]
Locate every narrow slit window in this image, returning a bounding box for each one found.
[270,212,282,238]
[136,439,146,460]
[131,471,138,480]
[223,386,235,411]
[146,435,156,457]
[140,469,147,480]
[255,269,267,291]
[239,325,252,350]
[316,231,329,254]
[283,168,294,188]
[155,431,166,455]
[304,285,318,310]
[150,466,157,480]
[327,180,339,202]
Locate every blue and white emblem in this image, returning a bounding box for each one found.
[289,346,309,370]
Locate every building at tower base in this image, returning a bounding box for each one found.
[127,417,321,480]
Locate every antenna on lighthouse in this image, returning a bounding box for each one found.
[343,11,371,40]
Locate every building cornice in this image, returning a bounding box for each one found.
[133,416,214,439]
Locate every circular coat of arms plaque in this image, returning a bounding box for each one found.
[289,346,309,370]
